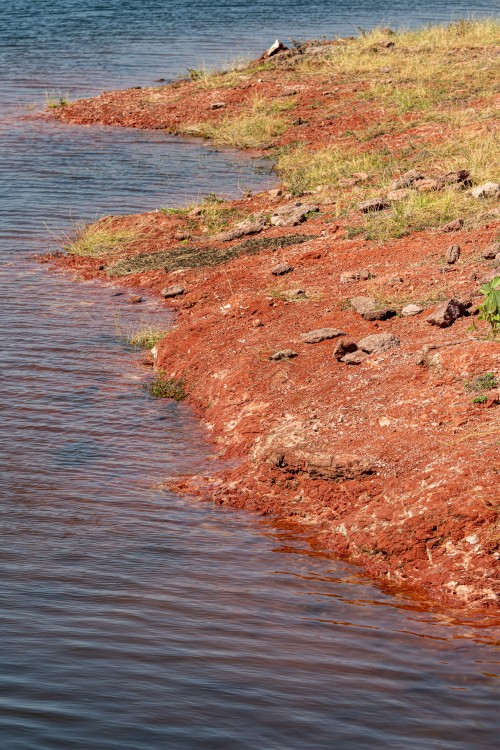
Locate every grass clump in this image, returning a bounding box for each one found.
[46,90,69,109]
[64,218,141,258]
[145,373,187,400]
[128,326,167,349]
[185,96,294,148]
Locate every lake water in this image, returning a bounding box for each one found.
[0,1,499,748]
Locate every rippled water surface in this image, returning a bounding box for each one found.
[1,1,499,748]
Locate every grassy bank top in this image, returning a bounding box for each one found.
[54,19,499,241]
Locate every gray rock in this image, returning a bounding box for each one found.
[333,338,358,360]
[471,182,500,199]
[270,202,319,227]
[340,269,373,283]
[482,242,500,260]
[271,262,294,276]
[341,350,368,365]
[386,188,411,201]
[359,197,390,213]
[350,296,395,321]
[357,333,400,354]
[389,169,424,191]
[436,170,471,189]
[269,349,298,360]
[442,218,464,232]
[446,244,461,264]
[162,284,185,298]
[401,303,424,317]
[215,217,268,242]
[210,102,226,110]
[426,298,468,328]
[300,327,346,344]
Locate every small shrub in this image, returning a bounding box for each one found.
[477,276,500,333]
[472,394,488,404]
[145,373,187,401]
[465,372,499,392]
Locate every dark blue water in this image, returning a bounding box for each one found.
[0,2,499,749]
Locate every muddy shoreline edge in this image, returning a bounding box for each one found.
[45,21,500,615]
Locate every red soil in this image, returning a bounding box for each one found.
[46,50,500,615]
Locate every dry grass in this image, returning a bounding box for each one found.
[127,325,168,349]
[184,96,295,148]
[64,217,142,257]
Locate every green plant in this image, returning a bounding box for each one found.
[145,373,187,400]
[472,394,488,404]
[477,277,500,333]
[62,218,141,257]
[45,91,69,109]
[465,372,499,392]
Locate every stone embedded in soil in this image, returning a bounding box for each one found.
[162,284,185,298]
[266,39,288,57]
[417,178,440,193]
[271,262,294,276]
[389,169,424,191]
[357,332,400,354]
[482,242,500,259]
[471,182,500,199]
[300,327,346,344]
[350,296,395,321]
[275,449,374,481]
[446,244,461,264]
[333,338,358,360]
[215,217,268,242]
[127,295,143,304]
[386,188,411,201]
[269,349,298,360]
[426,298,468,328]
[359,197,390,213]
[340,269,373,283]
[210,102,226,110]
[341,350,368,365]
[442,218,464,232]
[436,170,472,189]
[270,202,319,227]
[401,303,424,317]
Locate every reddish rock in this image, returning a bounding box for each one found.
[359,197,390,213]
[446,244,461,264]
[272,262,294,276]
[301,327,346,343]
[333,338,358,360]
[426,298,468,328]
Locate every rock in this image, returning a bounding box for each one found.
[357,333,400,354]
[268,188,283,198]
[379,39,395,48]
[401,303,424,317]
[127,295,143,304]
[341,350,368,365]
[359,197,390,213]
[175,230,192,241]
[270,202,319,227]
[442,218,464,232]
[446,244,461,264]
[389,169,424,191]
[386,188,411,201]
[215,217,268,242]
[436,170,472,189]
[340,269,373,283]
[417,178,440,192]
[482,242,500,260]
[210,102,226,110]
[271,262,294,276]
[471,182,500,199]
[266,39,288,57]
[350,296,395,321]
[426,298,468,328]
[300,327,346,344]
[269,349,298,360]
[333,338,358,360]
[275,449,374,481]
[162,284,185,298]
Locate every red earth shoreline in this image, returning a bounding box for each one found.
[45,36,500,615]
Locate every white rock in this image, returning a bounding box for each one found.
[401,304,424,317]
[471,182,500,199]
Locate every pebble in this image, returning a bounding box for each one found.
[162,284,185,298]
[300,327,346,344]
[271,262,294,276]
[269,349,298,360]
[401,304,424,317]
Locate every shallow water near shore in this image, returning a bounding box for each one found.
[1,1,499,748]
